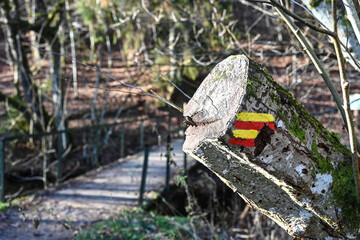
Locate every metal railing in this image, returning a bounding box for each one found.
[0,114,187,203]
[138,128,188,206]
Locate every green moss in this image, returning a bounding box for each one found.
[246,75,264,98]
[212,71,227,82]
[311,139,359,230]
[277,108,287,121]
[324,156,333,172]
[288,111,306,144]
[248,57,359,231]
[331,160,360,230]
[271,92,281,105]
[247,74,263,84]
[277,109,306,144]
[0,105,30,134]
[326,132,350,155]
[246,82,255,98]
[311,140,319,157]
[251,59,350,155]
[310,163,317,178]
[212,72,220,82]
[311,139,334,173]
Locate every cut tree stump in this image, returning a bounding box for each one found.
[183,55,360,239]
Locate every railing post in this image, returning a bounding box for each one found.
[0,139,4,203]
[183,135,187,174]
[57,133,63,184]
[140,120,144,150]
[156,117,160,133]
[94,126,100,167]
[42,137,48,189]
[139,144,150,206]
[120,123,125,158]
[167,112,171,132]
[165,134,171,193]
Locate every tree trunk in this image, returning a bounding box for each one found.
[65,0,78,98]
[183,55,359,239]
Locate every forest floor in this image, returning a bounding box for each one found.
[0,138,193,240]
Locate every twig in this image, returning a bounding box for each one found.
[150,90,183,112]
[225,26,250,58]
[103,94,130,145]
[223,0,276,16]
[141,0,161,22]
[33,45,188,111]
[133,60,191,100]
[269,0,334,36]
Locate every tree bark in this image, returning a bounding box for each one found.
[183,55,360,239]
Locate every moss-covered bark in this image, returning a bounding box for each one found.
[183,55,360,239]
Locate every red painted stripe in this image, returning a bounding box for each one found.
[229,138,255,147]
[234,121,275,130]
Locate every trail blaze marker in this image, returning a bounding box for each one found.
[229,112,275,147]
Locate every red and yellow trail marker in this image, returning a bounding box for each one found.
[229,112,275,147]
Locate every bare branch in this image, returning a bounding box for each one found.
[141,0,161,23]
[269,0,335,36]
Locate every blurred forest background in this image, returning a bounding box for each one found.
[1,0,360,239]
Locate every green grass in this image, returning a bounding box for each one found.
[0,202,10,211]
[75,208,196,240]
[0,196,32,211]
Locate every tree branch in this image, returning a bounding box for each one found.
[184,55,359,238]
[269,0,335,36]
[332,0,360,203]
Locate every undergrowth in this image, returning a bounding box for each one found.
[74,208,198,240]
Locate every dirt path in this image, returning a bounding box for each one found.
[0,138,192,240]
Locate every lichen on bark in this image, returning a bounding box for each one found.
[184,55,360,238]
[248,58,360,232]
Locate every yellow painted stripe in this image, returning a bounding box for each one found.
[233,129,259,139]
[236,112,275,122]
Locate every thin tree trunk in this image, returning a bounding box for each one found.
[0,0,51,128]
[50,34,66,164]
[90,46,102,167]
[65,0,78,97]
